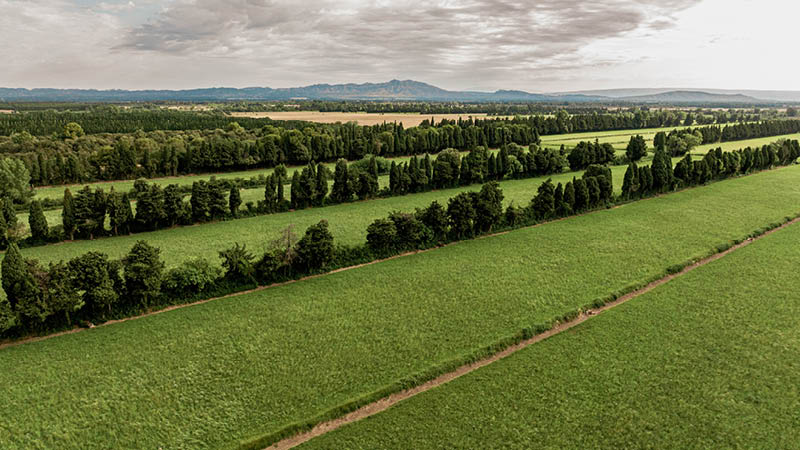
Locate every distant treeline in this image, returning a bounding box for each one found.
[0,107,761,137]
[2,139,798,339]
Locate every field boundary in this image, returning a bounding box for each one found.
[0,166,794,351]
[236,214,800,450]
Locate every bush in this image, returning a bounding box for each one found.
[163,258,222,299]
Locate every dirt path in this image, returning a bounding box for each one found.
[265,216,800,450]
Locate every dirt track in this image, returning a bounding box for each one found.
[266,216,800,449]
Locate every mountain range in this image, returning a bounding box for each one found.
[1,80,797,104]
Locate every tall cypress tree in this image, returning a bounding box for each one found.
[331,159,352,203]
[314,164,328,206]
[62,188,76,240]
[28,200,48,242]
[229,183,242,217]
[563,181,576,211]
[651,147,674,192]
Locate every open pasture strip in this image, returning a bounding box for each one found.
[539,123,723,148]
[32,153,427,202]
[2,166,800,449]
[19,163,633,267]
[689,132,800,154]
[227,112,515,127]
[299,218,800,449]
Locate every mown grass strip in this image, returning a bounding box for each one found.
[299,217,800,449]
[1,166,800,449]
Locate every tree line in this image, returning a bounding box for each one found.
[2,143,571,248]
[2,139,798,338]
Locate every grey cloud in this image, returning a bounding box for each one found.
[117,0,701,88]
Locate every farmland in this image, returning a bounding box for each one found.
[228,111,518,127]
[20,161,638,266]
[303,218,800,449]
[1,164,800,449]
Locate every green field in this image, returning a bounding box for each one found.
[303,220,800,449]
[1,165,800,449]
[690,132,800,154]
[19,163,636,266]
[540,123,717,148]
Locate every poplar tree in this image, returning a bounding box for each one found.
[331,159,352,203]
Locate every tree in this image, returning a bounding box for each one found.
[474,182,504,232]
[62,122,85,139]
[163,184,183,226]
[366,218,398,255]
[0,158,32,203]
[123,241,165,310]
[447,192,476,239]
[583,165,613,201]
[135,184,166,231]
[653,131,667,151]
[208,180,228,220]
[229,183,242,217]
[418,200,448,242]
[293,220,335,272]
[621,162,640,198]
[264,173,279,212]
[62,188,76,240]
[46,262,83,326]
[2,243,27,311]
[28,199,48,242]
[68,252,119,318]
[532,178,556,219]
[573,177,589,211]
[218,243,255,284]
[625,135,648,162]
[563,181,576,212]
[331,159,352,203]
[191,181,210,222]
[651,147,674,192]
[313,163,328,206]
[432,149,461,188]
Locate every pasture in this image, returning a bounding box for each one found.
[303,219,800,449]
[1,165,800,449]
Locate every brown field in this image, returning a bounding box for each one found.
[228,111,519,127]
[0,109,14,114]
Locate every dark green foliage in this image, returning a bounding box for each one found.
[653,131,667,151]
[313,164,328,207]
[583,165,613,201]
[573,177,589,212]
[62,188,76,240]
[418,201,448,242]
[567,140,615,171]
[218,243,256,284]
[474,182,504,232]
[2,196,17,230]
[208,180,228,220]
[447,192,476,239]
[229,184,242,217]
[563,181,576,211]
[626,135,648,162]
[28,199,48,242]
[123,241,165,310]
[389,212,430,250]
[651,147,674,192]
[433,149,461,188]
[68,251,119,318]
[532,178,556,220]
[331,159,353,203]
[163,258,221,298]
[2,243,28,311]
[135,184,166,231]
[293,220,335,272]
[163,185,183,226]
[366,218,397,255]
[621,162,640,199]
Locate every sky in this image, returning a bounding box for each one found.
[1,0,797,92]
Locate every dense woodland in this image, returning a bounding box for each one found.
[0,109,794,189]
[2,138,797,337]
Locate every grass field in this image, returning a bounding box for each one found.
[19,163,636,266]
[1,165,800,449]
[303,220,800,449]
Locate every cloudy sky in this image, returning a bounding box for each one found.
[1,0,797,92]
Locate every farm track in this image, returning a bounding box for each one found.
[266,215,800,450]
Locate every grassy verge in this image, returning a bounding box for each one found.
[301,218,800,449]
[1,166,799,449]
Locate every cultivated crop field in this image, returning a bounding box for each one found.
[2,165,800,449]
[303,219,800,449]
